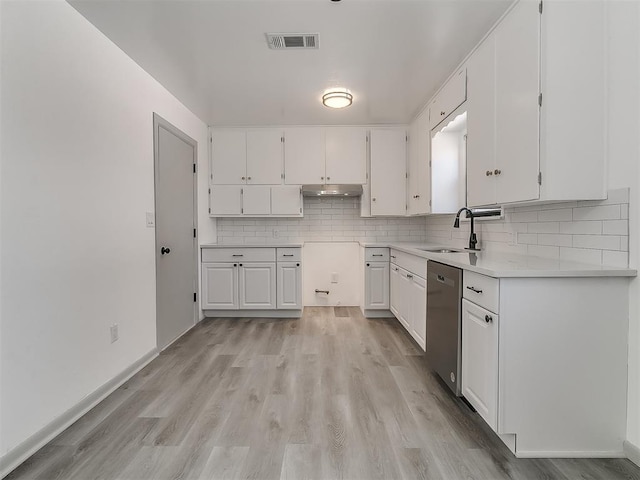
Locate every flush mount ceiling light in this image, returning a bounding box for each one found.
[322,88,353,109]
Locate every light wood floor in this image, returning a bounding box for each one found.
[7,307,640,480]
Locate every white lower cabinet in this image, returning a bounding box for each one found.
[201,247,302,314]
[201,262,239,309]
[238,263,276,309]
[277,261,302,309]
[461,298,499,431]
[390,252,427,350]
[364,261,389,309]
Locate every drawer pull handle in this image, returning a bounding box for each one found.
[466,286,483,294]
[315,289,329,295]
[485,315,493,323]
[232,254,244,257]
[283,254,294,257]
[372,254,383,257]
[390,255,396,259]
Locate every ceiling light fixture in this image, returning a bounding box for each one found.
[322,88,353,109]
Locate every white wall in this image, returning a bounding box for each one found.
[0,0,214,464]
[608,0,640,455]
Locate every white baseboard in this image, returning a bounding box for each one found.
[624,440,640,467]
[204,310,302,318]
[0,348,158,479]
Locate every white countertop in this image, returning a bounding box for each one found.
[361,242,637,278]
[200,243,303,248]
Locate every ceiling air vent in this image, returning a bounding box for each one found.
[266,33,319,50]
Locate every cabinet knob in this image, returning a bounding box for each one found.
[494,169,502,175]
[372,198,376,202]
[485,315,493,323]
[242,176,246,180]
[327,176,331,181]
[366,263,370,267]
[247,176,252,180]
[296,263,300,267]
[415,195,420,199]
[321,176,324,180]
[239,263,243,267]
[407,274,413,279]
[233,263,237,267]
[440,111,445,116]
[486,170,493,176]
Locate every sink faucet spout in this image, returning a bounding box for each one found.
[453,207,480,251]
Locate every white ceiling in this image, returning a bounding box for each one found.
[68,0,513,126]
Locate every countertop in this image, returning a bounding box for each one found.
[199,242,636,278]
[360,242,637,278]
[201,243,303,248]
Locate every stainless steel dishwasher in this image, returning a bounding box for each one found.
[426,260,463,396]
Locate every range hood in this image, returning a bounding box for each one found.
[301,184,363,197]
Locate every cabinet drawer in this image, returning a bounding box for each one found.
[463,271,499,313]
[202,247,276,263]
[365,248,389,262]
[277,247,301,262]
[390,249,427,279]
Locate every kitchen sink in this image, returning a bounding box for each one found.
[418,247,463,253]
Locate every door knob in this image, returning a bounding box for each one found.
[161,246,171,255]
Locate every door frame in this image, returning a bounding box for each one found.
[152,113,199,350]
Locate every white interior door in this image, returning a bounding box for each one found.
[154,114,197,350]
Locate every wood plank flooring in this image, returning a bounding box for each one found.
[6,307,640,480]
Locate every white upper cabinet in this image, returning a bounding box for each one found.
[428,68,467,130]
[407,109,431,215]
[494,0,540,205]
[465,0,607,207]
[242,186,271,216]
[246,129,283,185]
[325,127,367,184]
[466,35,498,208]
[212,128,283,185]
[271,185,302,216]
[284,127,326,185]
[369,128,407,216]
[211,129,246,185]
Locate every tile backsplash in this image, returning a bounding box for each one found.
[424,188,630,267]
[216,197,427,244]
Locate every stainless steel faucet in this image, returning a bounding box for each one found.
[453,207,480,251]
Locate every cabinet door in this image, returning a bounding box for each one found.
[239,263,276,309]
[407,119,419,215]
[370,128,407,216]
[271,186,302,216]
[325,127,367,184]
[242,186,271,215]
[390,264,401,318]
[211,129,246,184]
[462,299,499,431]
[396,267,411,331]
[284,128,326,185]
[494,0,540,204]
[277,261,302,309]
[364,261,389,309]
[409,274,427,350]
[429,68,467,130]
[415,109,431,215]
[210,186,243,216]
[201,263,238,309]
[467,35,498,208]
[246,129,283,185]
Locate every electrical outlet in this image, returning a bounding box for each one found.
[110,324,119,343]
[146,212,155,227]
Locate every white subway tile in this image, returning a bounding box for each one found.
[572,235,621,250]
[511,211,538,223]
[621,204,629,220]
[517,233,538,245]
[559,247,602,265]
[538,234,572,247]
[528,222,560,234]
[559,221,602,235]
[602,220,628,235]
[572,205,621,221]
[537,208,573,222]
[602,251,629,268]
[527,245,560,259]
